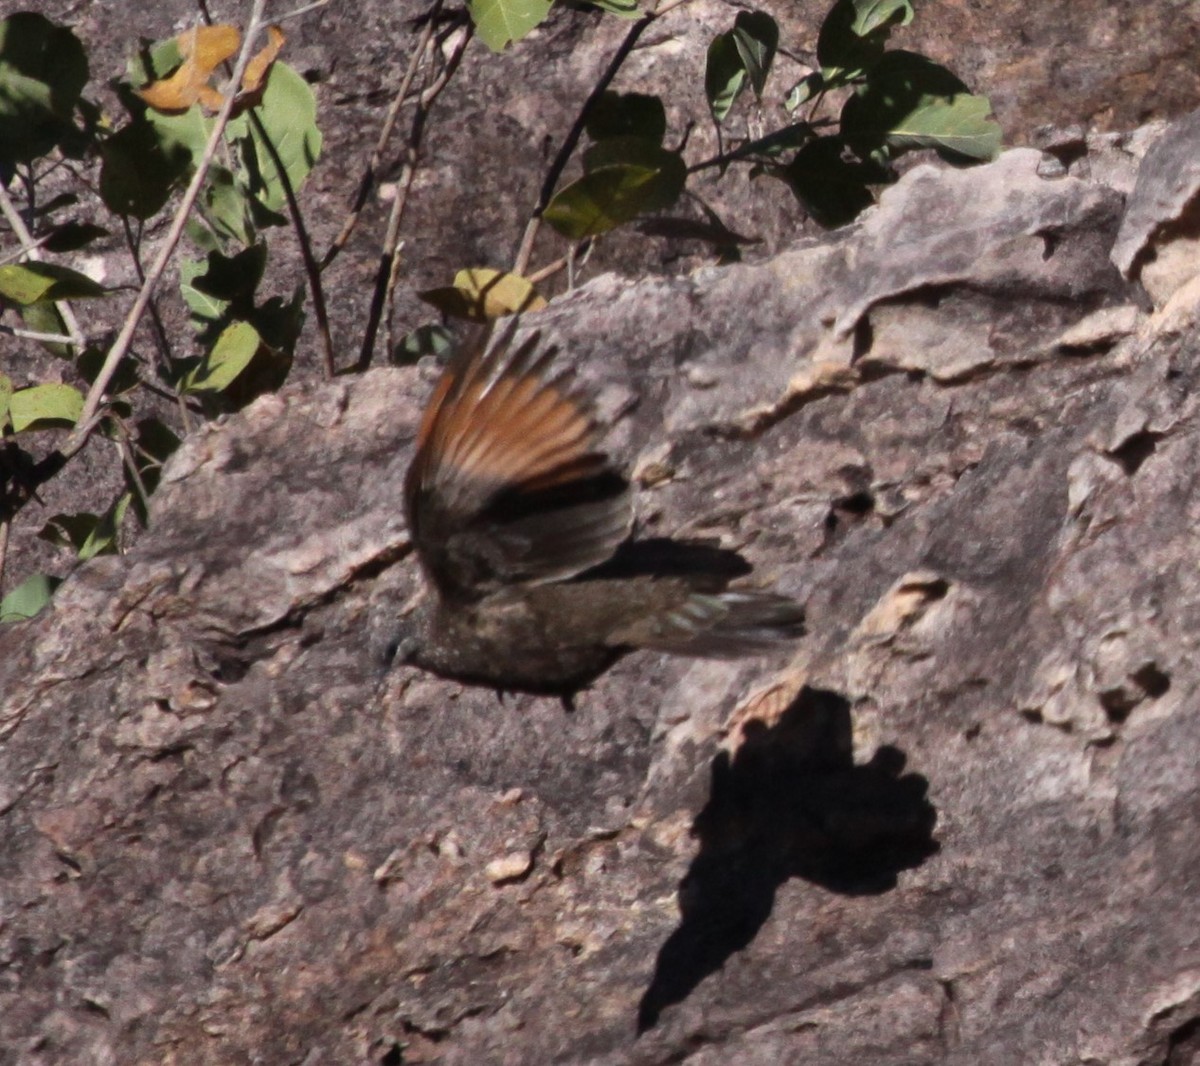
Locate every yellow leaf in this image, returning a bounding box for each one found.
[240,25,285,98]
[138,24,241,113]
[419,268,547,321]
[196,85,226,110]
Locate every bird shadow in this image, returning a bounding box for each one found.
[636,685,939,1033]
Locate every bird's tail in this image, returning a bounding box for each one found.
[619,589,806,658]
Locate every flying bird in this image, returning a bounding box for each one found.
[394,320,805,698]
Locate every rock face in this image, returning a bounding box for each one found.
[7,123,1200,1064]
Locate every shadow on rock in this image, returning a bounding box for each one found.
[637,685,939,1032]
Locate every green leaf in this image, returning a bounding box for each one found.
[183,320,262,394]
[185,244,267,305]
[469,0,553,51]
[392,323,454,366]
[849,0,913,36]
[586,0,640,17]
[38,498,129,560]
[9,382,84,431]
[581,136,685,211]
[706,12,778,122]
[767,136,886,228]
[234,61,321,214]
[552,135,685,240]
[179,256,230,331]
[180,246,301,389]
[19,301,71,358]
[586,92,667,144]
[884,92,1001,160]
[179,244,267,341]
[580,134,686,186]
[181,317,290,409]
[545,165,669,240]
[144,99,210,166]
[0,572,62,624]
[129,34,184,87]
[731,11,778,98]
[0,13,88,165]
[192,164,255,248]
[705,33,746,124]
[842,51,1002,162]
[85,494,131,560]
[785,72,823,112]
[0,262,106,304]
[0,371,12,429]
[99,115,192,218]
[817,0,889,85]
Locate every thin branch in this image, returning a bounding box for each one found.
[1,326,79,345]
[356,19,471,371]
[275,0,332,24]
[383,239,406,358]
[0,180,85,348]
[686,118,834,175]
[114,422,151,520]
[320,0,442,271]
[525,255,569,285]
[68,0,269,456]
[0,230,56,265]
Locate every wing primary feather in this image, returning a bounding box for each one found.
[404,318,634,598]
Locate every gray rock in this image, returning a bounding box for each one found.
[6,133,1200,1064]
[1112,109,1200,276]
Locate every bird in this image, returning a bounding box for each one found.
[392,318,806,700]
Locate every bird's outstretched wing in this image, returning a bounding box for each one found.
[405,320,633,600]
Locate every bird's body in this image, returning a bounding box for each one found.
[396,321,805,697]
[405,582,628,693]
[406,575,806,693]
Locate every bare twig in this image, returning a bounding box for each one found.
[321,0,443,271]
[68,0,269,456]
[2,326,79,345]
[382,239,407,357]
[526,256,570,285]
[356,18,471,371]
[115,422,151,520]
[0,230,56,266]
[275,0,332,24]
[0,180,85,349]
[686,118,833,175]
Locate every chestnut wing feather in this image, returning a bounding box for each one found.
[404,322,633,600]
